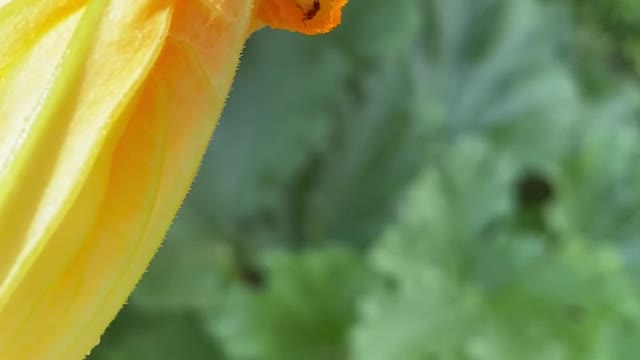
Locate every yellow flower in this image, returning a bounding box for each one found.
[0,0,346,358]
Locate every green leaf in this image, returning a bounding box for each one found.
[187,29,350,231]
[549,92,640,246]
[301,0,581,246]
[179,0,429,249]
[322,0,422,63]
[351,268,483,360]
[367,136,518,288]
[131,235,229,313]
[208,247,371,360]
[87,307,223,360]
[416,0,579,165]
[352,140,640,360]
[301,60,433,245]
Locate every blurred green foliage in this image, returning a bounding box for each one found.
[89,0,640,359]
[558,0,640,93]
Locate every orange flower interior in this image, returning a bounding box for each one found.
[252,0,348,35]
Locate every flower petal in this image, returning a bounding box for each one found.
[252,0,348,35]
[56,1,255,357]
[0,0,346,357]
[0,0,172,357]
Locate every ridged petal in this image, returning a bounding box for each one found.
[0,0,173,357]
[57,1,255,357]
[0,0,348,358]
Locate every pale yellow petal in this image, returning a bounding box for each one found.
[0,0,173,357]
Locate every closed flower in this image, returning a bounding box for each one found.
[0,0,346,358]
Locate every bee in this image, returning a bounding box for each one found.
[303,0,321,20]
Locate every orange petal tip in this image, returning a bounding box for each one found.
[253,0,348,35]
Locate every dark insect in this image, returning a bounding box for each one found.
[304,0,321,20]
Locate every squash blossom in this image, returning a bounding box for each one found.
[0,0,347,358]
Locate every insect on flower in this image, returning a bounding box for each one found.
[304,0,321,20]
[256,0,347,35]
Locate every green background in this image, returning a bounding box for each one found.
[90,0,640,358]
